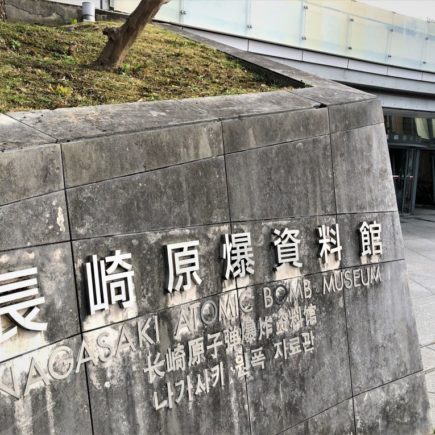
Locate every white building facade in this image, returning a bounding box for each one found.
[150,0,435,214]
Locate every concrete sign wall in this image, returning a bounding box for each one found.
[0,82,431,434]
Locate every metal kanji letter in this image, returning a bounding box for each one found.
[221,233,255,280]
[144,352,166,383]
[0,267,47,343]
[304,304,317,327]
[166,344,186,372]
[165,241,202,293]
[317,224,342,264]
[188,337,205,366]
[272,228,303,269]
[242,317,257,345]
[85,250,136,315]
[359,221,382,257]
[258,315,273,340]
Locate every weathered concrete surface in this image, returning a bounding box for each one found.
[226,135,335,221]
[338,211,404,268]
[292,86,375,106]
[188,90,316,118]
[231,215,338,288]
[67,157,229,239]
[0,86,430,434]
[0,242,79,362]
[5,0,81,23]
[62,122,223,187]
[5,0,128,24]
[0,114,54,151]
[0,336,92,435]
[328,98,384,133]
[0,191,69,251]
[7,91,314,142]
[8,99,216,141]
[282,399,355,434]
[331,123,397,214]
[84,293,250,435]
[72,224,234,332]
[354,372,431,434]
[240,275,351,434]
[0,144,63,206]
[222,107,329,153]
[344,261,422,395]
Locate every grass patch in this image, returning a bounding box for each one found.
[0,21,288,112]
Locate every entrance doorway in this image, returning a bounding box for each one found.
[389,147,435,214]
[385,110,435,214]
[390,147,419,214]
[416,150,435,209]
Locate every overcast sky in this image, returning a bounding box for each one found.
[359,0,435,21]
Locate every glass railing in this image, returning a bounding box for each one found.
[132,0,435,73]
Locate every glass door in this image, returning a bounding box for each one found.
[432,153,435,204]
[390,147,419,214]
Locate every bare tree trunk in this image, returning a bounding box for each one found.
[0,0,7,21]
[96,0,167,69]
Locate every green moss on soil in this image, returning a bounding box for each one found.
[0,21,287,112]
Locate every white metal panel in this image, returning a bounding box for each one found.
[422,72,435,83]
[190,29,249,51]
[376,92,435,112]
[348,59,388,75]
[302,50,348,68]
[249,40,303,61]
[387,66,422,81]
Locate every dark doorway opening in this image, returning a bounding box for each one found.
[390,147,418,214]
[385,110,435,214]
[389,147,435,214]
[416,150,435,209]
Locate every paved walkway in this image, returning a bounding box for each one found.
[401,208,435,428]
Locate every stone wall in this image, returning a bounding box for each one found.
[0,83,432,434]
[5,0,127,24]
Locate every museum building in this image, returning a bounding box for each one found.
[147,0,435,214]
